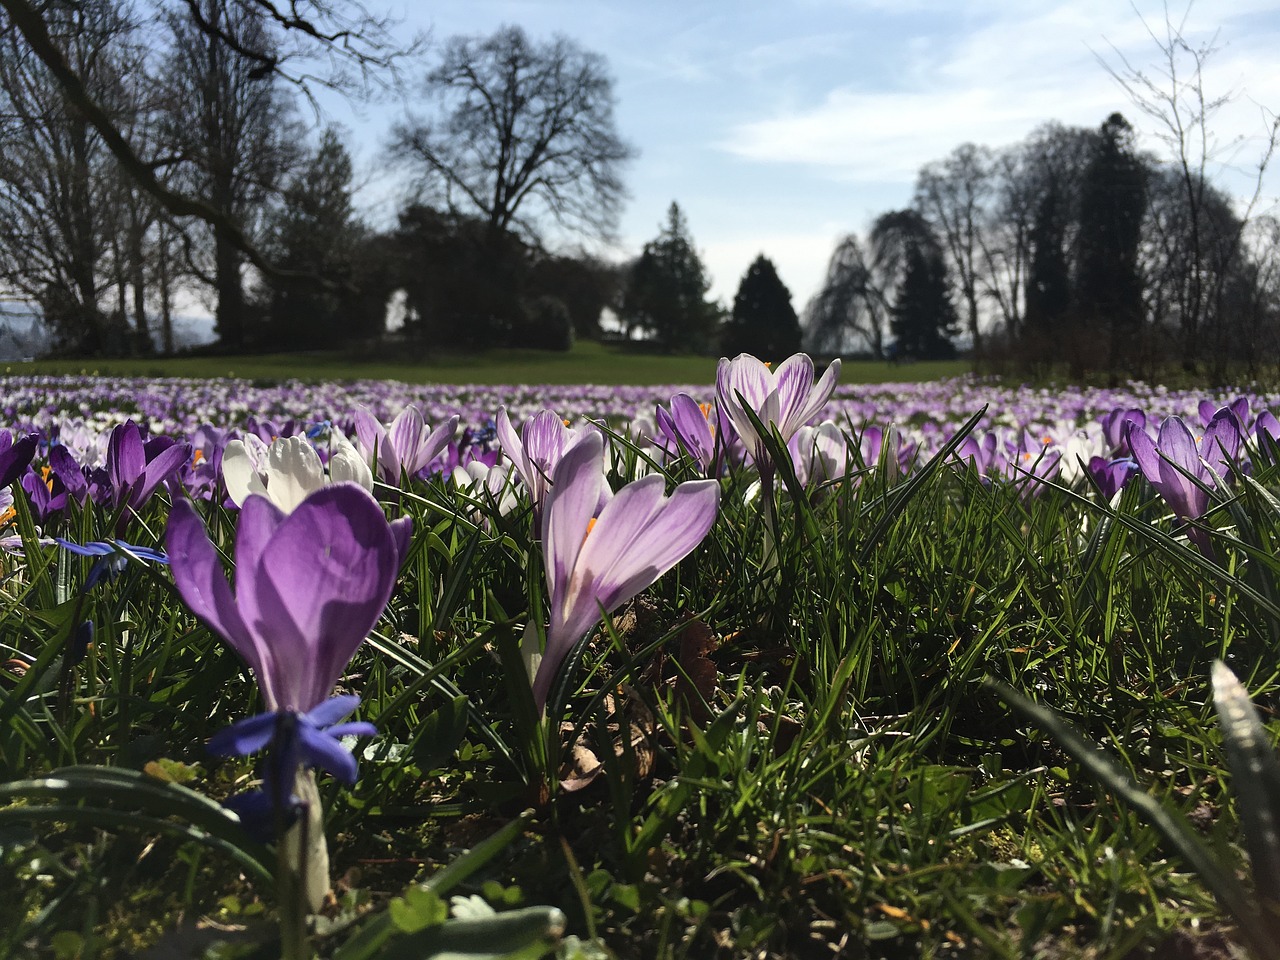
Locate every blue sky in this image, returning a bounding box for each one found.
[336,0,1280,312]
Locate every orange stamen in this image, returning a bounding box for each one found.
[192,448,206,466]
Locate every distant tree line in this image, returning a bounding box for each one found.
[4,1,1277,378]
[805,104,1280,380]
[0,4,638,356]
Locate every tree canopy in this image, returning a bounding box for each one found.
[392,24,635,247]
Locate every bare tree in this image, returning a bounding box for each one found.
[913,143,993,354]
[392,24,636,247]
[160,0,301,349]
[0,0,138,352]
[0,0,420,300]
[1099,2,1280,371]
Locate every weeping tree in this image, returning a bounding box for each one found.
[803,235,886,357]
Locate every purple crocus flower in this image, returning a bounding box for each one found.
[655,394,733,476]
[1199,397,1250,431]
[21,466,67,522]
[166,485,404,912]
[0,432,38,489]
[715,353,841,470]
[1255,411,1280,445]
[1087,456,1139,501]
[354,406,458,485]
[165,483,407,714]
[497,407,605,521]
[48,444,107,506]
[1100,408,1146,456]
[106,420,191,513]
[954,432,1007,480]
[1127,413,1242,554]
[532,431,719,712]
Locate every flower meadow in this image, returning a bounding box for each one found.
[5,355,1280,958]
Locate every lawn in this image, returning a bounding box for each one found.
[5,339,969,386]
[2,357,1277,959]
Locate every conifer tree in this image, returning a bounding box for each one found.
[723,255,801,359]
[890,244,958,360]
[619,202,720,353]
[1075,112,1147,375]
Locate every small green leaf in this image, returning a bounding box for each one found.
[389,886,448,933]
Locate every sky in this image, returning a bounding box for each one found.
[328,0,1280,315]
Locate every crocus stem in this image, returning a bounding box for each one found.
[276,803,310,960]
[758,464,780,573]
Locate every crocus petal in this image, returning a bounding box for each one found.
[1256,412,1280,443]
[787,358,841,436]
[0,433,37,489]
[1154,417,1204,518]
[323,721,377,740]
[414,415,460,476]
[108,421,145,495]
[49,445,87,502]
[234,494,288,643]
[389,515,413,567]
[772,353,817,435]
[165,499,276,706]
[388,407,426,473]
[660,394,715,468]
[540,432,606,609]
[245,484,398,712]
[1126,422,1161,482]
[328,435,374,491]
[1201,413,1242,478]
[265,437,325,513]
[496,407,527,476]
[221,440,259,508]
[131,441,192,508]
[355,408,401,483]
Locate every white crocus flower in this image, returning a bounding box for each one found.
[452,461,518,528]
[223,434,373,513]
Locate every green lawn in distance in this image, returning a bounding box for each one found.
[4,340,968,386]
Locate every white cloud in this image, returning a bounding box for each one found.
[719,0,1280,195]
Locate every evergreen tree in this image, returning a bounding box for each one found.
[262,128,368,346]
[619,202,720,352]
[1075,112,1147,376]
[723,255,801,359]
[890,244,958,360]
[1023,173,1071,361]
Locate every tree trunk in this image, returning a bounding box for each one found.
[215,225,244,350]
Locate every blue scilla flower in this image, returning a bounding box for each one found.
[56,538,169,591]
[208,694,376,842]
